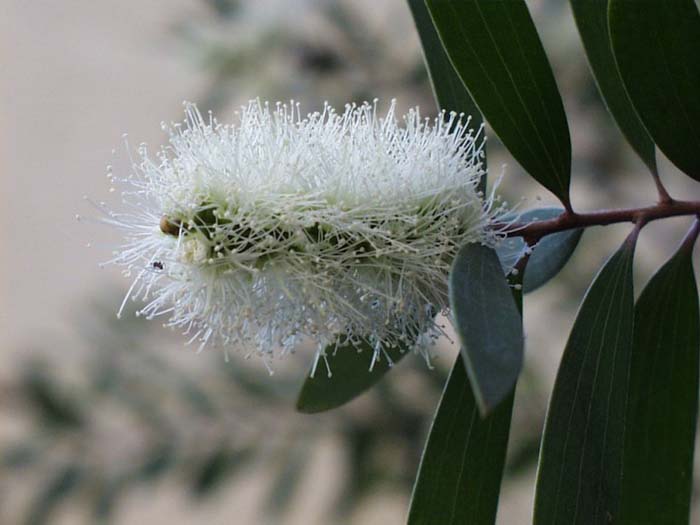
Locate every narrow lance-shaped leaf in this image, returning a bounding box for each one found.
[26,464,83,525]
[296,338,410,413]
[621,221,700,525]
[407,0,482,126]
[406,0,486,191]
[609,0,700,181]
[191,446,251,498]
[449,243,524,414]
[426,0,572,206]
[266,444,309,515]
[569,0,657,174]
[407,357,514,525]
[534,230,637,524]
[407,271,523,525]
[496,207,583,293]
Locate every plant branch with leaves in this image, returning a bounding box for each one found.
[401,0,700,524]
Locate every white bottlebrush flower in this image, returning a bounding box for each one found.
[97,99,504,372]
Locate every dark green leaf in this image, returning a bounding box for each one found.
[336,425,381,515]
[296,338,410,414]
[609,0,700,180]
[136,442,175,481]
[407,0,481,123]
[496,208,583,293]
[25,464,83,525]
[178,379,217,416]
[266,446,309,515]
[570,0,657,174]
[449,243,523,413]
[534,232,637,524]
[426,0,571,205]
[407,0,486,190]
[92,477,125,522]
[407,355,514,525]
[23,368,83,429]
[191,446,250,498]
[621,234,699,524]
[2,443,40,469]
[408,273,522,524]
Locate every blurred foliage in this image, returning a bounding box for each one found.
[0,295,546,524]
[171,0,642,185]
[172,0,435,114]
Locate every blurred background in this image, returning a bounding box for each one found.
[1,1,698,524]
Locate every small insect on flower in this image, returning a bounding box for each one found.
[98,99,505,371]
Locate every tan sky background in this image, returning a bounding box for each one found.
[1,1,207,354]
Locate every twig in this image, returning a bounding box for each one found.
[499,200,700,245]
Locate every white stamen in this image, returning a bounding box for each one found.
[94,99,507,366]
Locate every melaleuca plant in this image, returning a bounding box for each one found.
[91,0,700,523]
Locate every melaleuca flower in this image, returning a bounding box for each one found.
[98,99,505,371]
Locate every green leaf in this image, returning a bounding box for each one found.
[621,233,700,524]
[609,0,700,181]
[496,208,583,293]
[136,442,175,481]
[407,0,482,123]
[92,478,124,522]
[426,0,571,206]
[407,0,486,191]
[407,272,522,524]
[534,232,637,524]
[449,243,523,414]
[407,355,514,525]
[191,446,250,498]
[25,464,83,525]
[266,445,309,515]
[570,0,657,174]
[2,443,40,469]
[296,338,409,413]
[23,367,83,429]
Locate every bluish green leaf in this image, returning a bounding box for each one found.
[570,0,657,174]
[534,232,637,524]
[496,208,583,293]
[296,339,409,413]
[609,0,700,181]
[407,272,523,524]
[426,0,571,205]
[449,243,523,414]
[621,233,700,524]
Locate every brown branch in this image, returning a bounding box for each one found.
[500,199,700,245]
